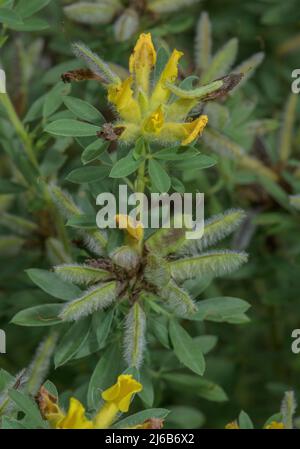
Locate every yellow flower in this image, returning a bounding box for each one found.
[129,33,156,96]
[107,77,141,123]
[56,398,94,429]
[143,105,164,134]
[115,214,144,241]
[38,387,93,429]
[105,33,208,146]
[39,374,142,429]
[94,374,142,428]
[150,49,183,109]
[264,421,285,429]
[225,420,240,429]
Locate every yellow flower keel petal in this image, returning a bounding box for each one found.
[143,106,164,134]
[181,114,208,145]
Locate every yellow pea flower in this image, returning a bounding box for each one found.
[143,105,164,134]
[264,421,285,429]
[225,420,240,429]
[102,33,208,146]
[94,374,142,428]
[150,49,184,109]
[107,77,141,123]
[129,33,156,96]
[39,374,142,429]
[115,214,144,242]
[56,398,94,429]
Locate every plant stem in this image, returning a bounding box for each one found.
[135,148,147,194]
[0,93,71,254]
[134,140,148,253]
[0,93,39,170]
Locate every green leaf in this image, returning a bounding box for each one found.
[124,302,146,369]
[109,154,141,178]
[162,373,228,402]
[180,209,246,255]
[168,406,205,429]
[8,390,46,428]
[161,280,197,317]
[113,409,169,429]
[11,17,49,31]
[93,309,114,349]
[1,417,29,429]
[87,344,122,409]
[174,154,217,171]
[42,380,58,398]
[169,251,248,282]
[54,318,91,367]
[191,297,251,322]
[73,309,114,359]
[148,159,171,192]
[11,304,63,327]
[0,7,23,27]
[154,146,198,160]
[54,263,111,285]
[0,179,26,194]
[64,2,120,26]
[63,96,104,124]
[238,410,254,429]
[81,140,109,164]
[139,369,154,407]
[201,38,238,83]
[43,82,70,118]
[45,119,100,137]
[259,176,290,209]
[15,0,51,19]
[59,281,117,321]
[193,335,218,354]
[195,12,212,71]
[290,194,300,211]
[67,165,109,183]
[26,268,81,300]
[169,320,205,375]
[66,214,97,229]
[149,315,170,349]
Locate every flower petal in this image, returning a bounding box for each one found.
[115,214,144,241]
[181,114,208,145]
[151,49,183,108]
[108,77,141,122]
[101,374,142,412]
[143,105,164,134]
[129,33,156,95]
[57,398,93,429]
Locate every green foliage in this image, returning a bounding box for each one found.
[1,0,300,430]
